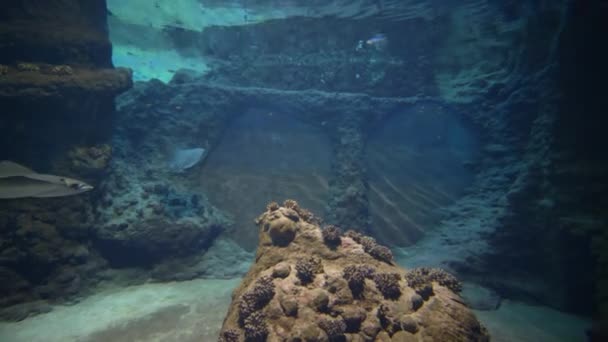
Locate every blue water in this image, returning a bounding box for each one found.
[0,0,602,341]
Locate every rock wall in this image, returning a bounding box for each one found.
[0,1,112,66]
[483,0,608,325]
[0,0,131,319]
[469,1,608,322]
[94,79,233,272]
[554,2,608,327]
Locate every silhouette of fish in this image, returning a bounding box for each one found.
[0,161,93,199]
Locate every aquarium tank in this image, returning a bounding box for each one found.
[0,0,606,341]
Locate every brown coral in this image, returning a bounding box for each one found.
[368,244,394,264]
[282,199,320,224]
[322,225,343,247]
[219,203,489,342]
[342,264,375,298]
[359,235,394,264]
[404,267,462,295]
[344,229,364,243]
[373,273,402,300]
[318,317,347,340]
[283,199,299,210]
[266,201,280,212]
[218,329,240,342]
[243,311,268,342]
[295,256,323,285]
[238,276,276,325]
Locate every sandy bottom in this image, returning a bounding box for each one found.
[0,278,590,342]
[475,300,591,342]
[0,278,239,342]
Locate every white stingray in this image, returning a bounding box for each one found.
[168,147,206,172]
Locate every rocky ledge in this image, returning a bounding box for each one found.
[0,63,132,98]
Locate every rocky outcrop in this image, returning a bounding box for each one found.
[461,0,608,321]
[0,0,132,318]
[219,201,489,341]
[0,198,105,309]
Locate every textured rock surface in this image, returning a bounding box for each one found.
[0,0,131,318]
[219,201,489,341]
[0,1,113,66]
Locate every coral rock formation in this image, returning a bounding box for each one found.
[219,201,489,341]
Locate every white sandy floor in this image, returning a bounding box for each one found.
[0,277,591,342]
[0,278,239,342]
[474,300,590,342]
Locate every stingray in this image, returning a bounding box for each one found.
[0,161,93,199]
[168,147,206,172]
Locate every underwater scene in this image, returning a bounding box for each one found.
[0,0,606,341]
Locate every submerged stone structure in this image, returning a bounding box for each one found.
[219,201,489,341]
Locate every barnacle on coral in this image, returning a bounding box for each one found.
[297,206,320,224]
[243,311,268,342]
[322,225,343,247]
[280,199,319,224]
[405,267,462,296]
[283,199,299,210]
[343,264,375,298]
[218,329,240,342]
[238,276,276,325]
[266,201,279,212]
[238,292,258,325]
[377,303,393,331]
[373,273,402,300]
[356,235,394,264]
[252,276,276,304]
[318,317,347,340]
[360,236,377,251]
[345,229,363,243]
[295,256,323,284]
[368,244,394,264]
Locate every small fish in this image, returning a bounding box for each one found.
[365,33,388,50]
[0,161,93,199]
